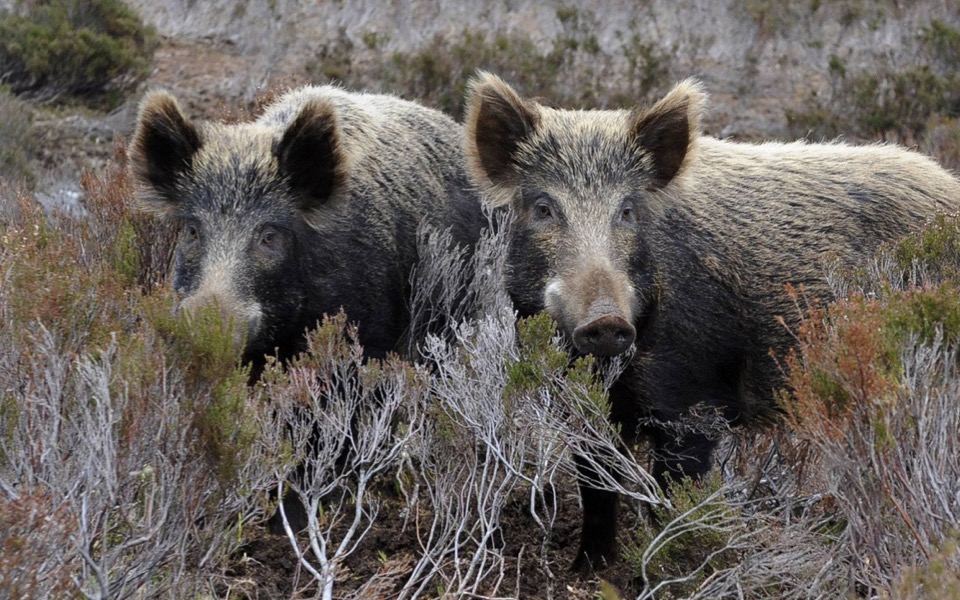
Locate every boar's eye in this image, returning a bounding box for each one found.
[533,200,555,223]
[255,225,286,259]
[619,204,637,225]
[522,190,560,226]
[183,222,200,243]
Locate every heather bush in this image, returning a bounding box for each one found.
[782,217,960,596]
[0,151,277,598]
[893,213,960,288]
[3,138,960,597]
[624,472,742,597]
[0,157,662,598]
[259,217,663,598]
[592,214,960,599]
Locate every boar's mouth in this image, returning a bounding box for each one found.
[554,271,656,359]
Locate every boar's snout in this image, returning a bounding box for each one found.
[572,314,636,357]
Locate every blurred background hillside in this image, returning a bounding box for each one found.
[1,0,959,206]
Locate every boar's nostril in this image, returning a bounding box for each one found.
[572,315,636,357]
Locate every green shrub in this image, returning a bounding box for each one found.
[505,312,611,418]
[786,255,960,594]
[0,0,158,107]
[919,19,960,65]
[624,471,742,595]
[894,214,960,286]
[789,215,960,437]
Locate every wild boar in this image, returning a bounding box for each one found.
[463,71,960,571]
[129,84,484,530]
[130,85,482,371]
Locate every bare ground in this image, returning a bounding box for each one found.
[222,474,649,599]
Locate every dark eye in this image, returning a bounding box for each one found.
[619,203,637,225]
[184,223,199,242]
[256,226,285,256]
[533,201,554,222]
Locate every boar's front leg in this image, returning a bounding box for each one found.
[571,452,621,573]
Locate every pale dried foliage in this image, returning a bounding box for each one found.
[658,246,960,600]
[0,186,277,598]
[0,326,274,598]
[3,178,960,599]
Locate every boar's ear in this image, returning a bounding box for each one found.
[464,71,539,206]
[129,90,202,214]
[275,98,347,214]
[630,78,705,190]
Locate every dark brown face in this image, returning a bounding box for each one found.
[507,161,644,357]
[129,90,347,364]
[167,161,315,361]
[465,72,701,357]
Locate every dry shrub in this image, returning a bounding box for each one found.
[0,151,279,598]
[252,219,666,599]
[2,194,128,349]
[893,540,960,600]
[6,143,958,598]
[81,143,177,292]
[258,313,432,599]
[921,116,960,173]
[783,235,960,594]
[0,90,36,188]
[621,216,960,599]
[2,174,640,598]
[2,141,648,598]
[786,297,900,445]
[0,489,77,598]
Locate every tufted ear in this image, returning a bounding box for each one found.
[464,71,539,206]
[275,97,348,214]
[129,90,202,214]
[629,78,705,190]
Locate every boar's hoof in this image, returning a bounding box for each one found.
[571,541,616,574]
[573,315,636,357]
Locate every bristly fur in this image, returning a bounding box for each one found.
[129,84,485,367]
[463,71,960,573]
